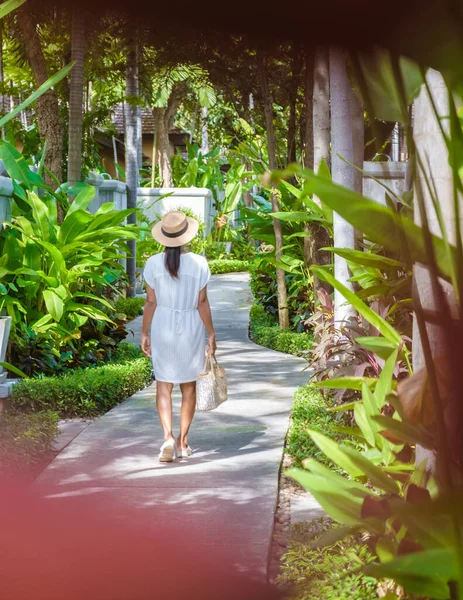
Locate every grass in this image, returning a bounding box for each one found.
[278,518,378,600]
[0,409,59,479]
[114,296,145,320]
[10,344,152,418]
[287,384,345,468]
[209,259,250,274]
[249,303,312,356]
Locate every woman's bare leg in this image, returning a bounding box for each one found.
[156,381,175,443]
[178,382,196,450]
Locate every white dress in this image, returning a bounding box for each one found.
[143,252,211,384]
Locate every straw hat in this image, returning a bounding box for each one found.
[151,211,199,248]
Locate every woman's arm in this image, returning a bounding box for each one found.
[198,286,216,355]
[141,284,157,357]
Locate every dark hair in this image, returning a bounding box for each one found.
[164,246,181,278]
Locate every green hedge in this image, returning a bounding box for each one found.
[11,344,152,418]
[249,304,312,356]
[209,259,250,274]
[114,296,145,320]
[0,410,59,477]
[287,384,345,467]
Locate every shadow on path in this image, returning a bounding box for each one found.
[35,273,309,579]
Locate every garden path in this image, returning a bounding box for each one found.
[35,273,308,579]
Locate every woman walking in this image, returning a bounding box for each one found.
[141,211,216,463]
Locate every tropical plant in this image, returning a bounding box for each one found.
[0,144,137,371]
[142,56,217,187]
[268,44,463,598]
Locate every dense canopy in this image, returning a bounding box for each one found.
[29,0,429,54]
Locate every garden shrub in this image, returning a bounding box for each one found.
[209,259,250,274]
[11,345,152,417]
[0,410,59,477]
[287,384,345,467]
[278,519,378,600]
[114,296,145,320]
[249,304,312,356]
[10,311,130,378]
[249,259,313,332]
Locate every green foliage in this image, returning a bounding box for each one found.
[10,345,152,417]
[209,259,249,274]
[249,304,312,356]
[250,259,313,332]
[171,143,225,199]
[287,385,346,468]
[114,297,145,320]
[0,409,59,477]
[9,310,130,378]
[278,519,378,600]
[0,146,137,367]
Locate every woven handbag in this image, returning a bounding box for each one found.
[196,353,228,411]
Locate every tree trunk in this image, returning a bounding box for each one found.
[17,9,64,190]
[330,47,361,328]
[152,107,172,187]
[67,8,86,185]
[412,69,460,470]
[125,38,139,297]
[136,104,143,184]
[287,46,300,166]
[308,46,333,299]
[201,106,209,155]
[352,82,364,250]
[0,27,5,138]
[153,83,186,187]
[313,47,330,174]
[257,51,289,330]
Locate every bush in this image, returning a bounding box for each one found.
[9,311,130,378]
[249,259,313,332]
[10,344,152,418]
[249,304,312,356]
[287,384,346,467]
[278,519,378,600]
[209,259,250,274]
[0,410,59,477]
[114,296,145,320]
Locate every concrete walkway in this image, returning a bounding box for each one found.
[35,273,308,579]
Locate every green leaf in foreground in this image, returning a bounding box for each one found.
[312,266,405,347]
[0,62,75,129]
[0,361,28,378]
[314,377,378,391]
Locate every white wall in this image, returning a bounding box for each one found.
[137,187,214,235]
[362,161,407,205]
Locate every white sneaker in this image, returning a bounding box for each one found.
[159,440,176,462]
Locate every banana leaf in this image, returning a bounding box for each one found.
[308,429,401,494]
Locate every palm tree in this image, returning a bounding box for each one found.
[413,68,453,366]
[256,50,289,330]
[147,61,216,187]
[125,36,139,296]
[67,7,85,185]
[329,47,363,328]
[302,47,332,299]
